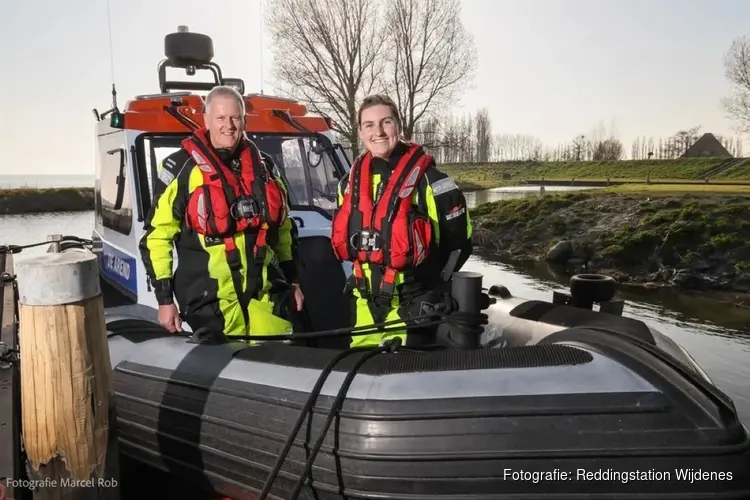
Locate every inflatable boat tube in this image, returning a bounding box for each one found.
[105,277,750,499]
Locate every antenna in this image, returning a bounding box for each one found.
[259,0,264,95]
[105,0,118,109]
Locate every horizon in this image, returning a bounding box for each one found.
[2,0,750,175]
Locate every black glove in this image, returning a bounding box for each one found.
[397,290,450,326]
[435,309,489,349]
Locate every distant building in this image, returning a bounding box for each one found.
[681,133,733,158]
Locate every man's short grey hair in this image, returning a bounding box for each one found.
[205,85,246,116]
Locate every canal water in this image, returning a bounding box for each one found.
[462,184,597,205]
[1,184,748,427]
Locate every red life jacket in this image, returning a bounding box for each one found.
[331,142,434,300]
[181,128,288,333]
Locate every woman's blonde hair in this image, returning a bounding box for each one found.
[357,94,402,131]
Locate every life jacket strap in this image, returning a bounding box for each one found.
[223,226,269,341]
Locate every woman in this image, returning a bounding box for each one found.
[330,94,474,348]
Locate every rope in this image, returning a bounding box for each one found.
[0,235,92,254]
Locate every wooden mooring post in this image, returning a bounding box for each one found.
[14,249,120,499]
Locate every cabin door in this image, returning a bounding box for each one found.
[93,128,141,304]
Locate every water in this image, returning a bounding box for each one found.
[2,188,749,426]
[463,184,598,205]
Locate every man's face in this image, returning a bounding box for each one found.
[205,95,244,150]
[358,104,399,159]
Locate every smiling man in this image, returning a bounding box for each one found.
[330,93,474,348]
[139,85,304,342]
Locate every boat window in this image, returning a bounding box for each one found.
[97,144,133,235]
[137,135,185,210]
[252,134,342,213]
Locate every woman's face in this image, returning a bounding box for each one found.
[358,104,399,158]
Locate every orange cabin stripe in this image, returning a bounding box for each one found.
[120,94,333,133]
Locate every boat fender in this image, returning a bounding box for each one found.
[488,284,511,299]
[569,273,616,309]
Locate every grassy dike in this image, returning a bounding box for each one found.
[0,187,94,215]
[469,191,750,294]
[439,157,750,190]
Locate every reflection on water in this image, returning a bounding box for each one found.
[1,210,748,425]
[464,185,599,208]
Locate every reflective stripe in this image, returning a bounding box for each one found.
[424,183,441,245]
[158,166,175,185]
[431,176,458,196]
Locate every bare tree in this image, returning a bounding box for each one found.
[413,116,442,149]
[631,137,644,160]
[265,0,387,156]
[460,113,475,161]
[418,112,472,163]
[492,134,544,161]
[474,108,492,162]
[716,134,744,157]
[570,135,586,161]
[384,0,478,140]
[413,112,481,162]
[672,126,702,156]
[656,138,666,159]
[591,138,623,160]
[722,35,750,133]
[586,120,622,160]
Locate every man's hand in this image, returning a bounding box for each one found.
[158,304,182,333]
[290,282,304,311]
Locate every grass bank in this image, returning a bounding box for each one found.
[440,157,750,191]
[469,191,750,294]
[0,187,95,215]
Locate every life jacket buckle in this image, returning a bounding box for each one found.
[231,196,260,220]
[352,229,381,252]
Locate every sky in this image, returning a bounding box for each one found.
[1,0,749,176]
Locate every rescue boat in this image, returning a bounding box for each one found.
[1,27,749,500]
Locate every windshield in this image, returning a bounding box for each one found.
[251,134,342,211]
[139,133,344,214]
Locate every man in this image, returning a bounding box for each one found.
[331,94,473,348]
[139,85,304,340]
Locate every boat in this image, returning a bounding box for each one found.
[1,26,749,500]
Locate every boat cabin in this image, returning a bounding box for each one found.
[91,27,352,322]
